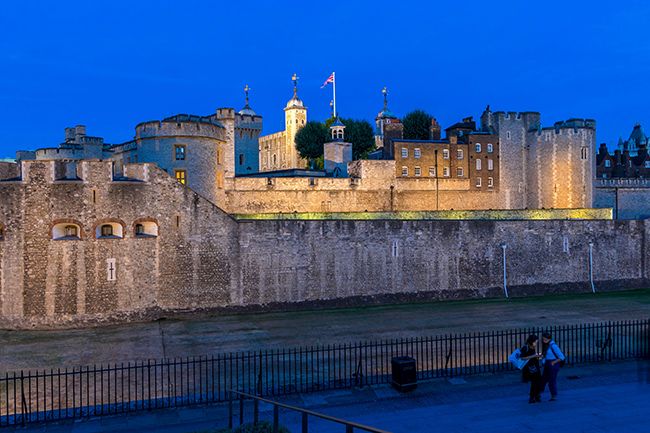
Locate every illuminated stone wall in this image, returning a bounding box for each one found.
[0,160,644,329]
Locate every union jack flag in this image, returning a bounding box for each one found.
[320,73,334,88]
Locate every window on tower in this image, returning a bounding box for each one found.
[175,170,187,185]
[175,145,186,161]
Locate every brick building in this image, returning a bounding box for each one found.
[593,123,650,220]
[596,124,650,179]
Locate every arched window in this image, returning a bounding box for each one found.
[95,221,125,239]
[52,222,82,240]
[0,223,4,241]
[134,220,159,238]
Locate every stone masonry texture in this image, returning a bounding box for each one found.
[0,160,647,329]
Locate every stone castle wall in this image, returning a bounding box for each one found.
[0,162,19,180]
[594,178,650,220]
[223,174,500,214]
[0,160,646,329]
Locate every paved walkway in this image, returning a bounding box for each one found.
[3,289,649,372]
[16,360,650,433]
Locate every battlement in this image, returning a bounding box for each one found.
[493,111,541,120]
[552,118,596,130]
[235,112,263,123]
[215,107,236,120]
[492,111,541,131]
[531,118,596,136]
[13,160,154,184]
[235,112,263,129]
[135,117,227,141]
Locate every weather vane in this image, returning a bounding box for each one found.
[244,84,250,105]
[292,73,299,96]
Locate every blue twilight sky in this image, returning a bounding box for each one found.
[1,0,649,159]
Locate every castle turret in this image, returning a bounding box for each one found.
[234,85,262,175]
[324,118,352,177]
[374,87,399,148]
[284,73,308,168]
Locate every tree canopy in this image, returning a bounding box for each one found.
[402,109,433,140]
[325,117,376,160]
[295,117,377,162]
[295,121,329,161]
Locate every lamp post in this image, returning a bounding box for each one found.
[501,243,509,299]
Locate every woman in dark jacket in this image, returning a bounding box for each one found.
[519,334,543,403]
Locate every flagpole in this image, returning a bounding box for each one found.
[332,72,337,118]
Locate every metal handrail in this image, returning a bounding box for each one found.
[228,389,392,433]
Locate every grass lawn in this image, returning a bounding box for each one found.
[1,288,649,372]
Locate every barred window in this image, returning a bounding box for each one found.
[174,145,186,161]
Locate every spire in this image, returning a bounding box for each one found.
[238,83,256,116]
[292,73,299,98]
[376,86,396,120]
[285,73,304,109]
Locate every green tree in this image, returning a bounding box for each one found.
[402,109,433,140]
[294,121,329,162]
[325,117,376,160]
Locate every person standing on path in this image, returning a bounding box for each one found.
[541,331,566,401]
[518,334,543,403]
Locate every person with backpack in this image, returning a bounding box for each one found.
[515,334,543,403]
[541,331,566,401]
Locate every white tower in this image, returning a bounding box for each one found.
[284,73,308,168]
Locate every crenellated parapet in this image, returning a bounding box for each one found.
[135,115,227,141]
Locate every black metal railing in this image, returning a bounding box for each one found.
[227,389,390,433]
[1,319,648,427]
